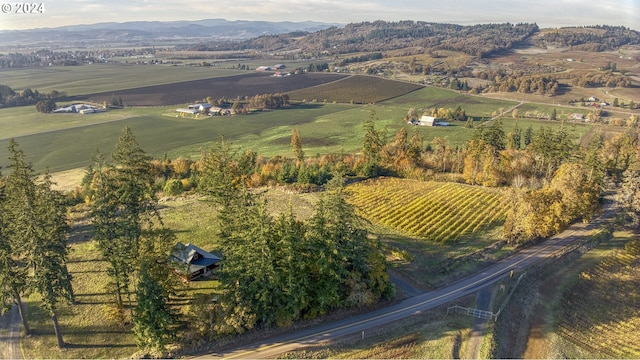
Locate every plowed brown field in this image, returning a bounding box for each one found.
[78,72,347,106]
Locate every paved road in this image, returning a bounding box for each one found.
[0,305,22,360]
[195,203,614,359]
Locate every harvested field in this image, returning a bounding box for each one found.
[288,75,424,104]
[77,72,347,106]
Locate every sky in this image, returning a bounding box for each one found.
[0,0,638,31]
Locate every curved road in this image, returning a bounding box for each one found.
[196,203,615,359]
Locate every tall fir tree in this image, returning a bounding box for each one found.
[0,169,30,334]
[291,128,304,163]
[3,139,73,348]
[132,260,177,354]
[88,127,165,318]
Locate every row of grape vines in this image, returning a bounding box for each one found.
[556,240,640,358]
[346,177,509,242]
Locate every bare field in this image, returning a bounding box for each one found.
[287,75,423,104]
[78,72,347,106]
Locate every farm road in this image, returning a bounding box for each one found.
[193,200,616,359]
[0,305,21,360]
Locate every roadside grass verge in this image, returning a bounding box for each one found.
[278,300,475,359]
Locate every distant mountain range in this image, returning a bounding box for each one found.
[0,19,341,48]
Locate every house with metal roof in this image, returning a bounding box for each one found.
[170,242,221,280]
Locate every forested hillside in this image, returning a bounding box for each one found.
[194,21,539,58]
[535,25,640,51]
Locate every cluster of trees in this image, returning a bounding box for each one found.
[0,84,66,108]
[0,140,74,349]
[486,74,559,96]
[337,52,383,66]
[436,23,539,57]
[247,93,290,110]
[82,127,180,354]
[535,25,640,51]
[35,99,58,113]
[403,106,468,123]
[191,140,394,338]
[306,62,330,72]
[572,72,632,88]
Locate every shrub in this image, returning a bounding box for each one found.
[163,179,183,196]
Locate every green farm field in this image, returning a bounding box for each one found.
[0,64,245,96]
[0,86,592,174]
[1,65,592,176]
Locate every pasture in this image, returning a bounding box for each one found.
[0,86,592,174]
[0,64,245,96]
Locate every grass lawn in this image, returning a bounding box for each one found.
[22,240,138,359]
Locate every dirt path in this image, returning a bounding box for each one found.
[0,305,22,360]
[465,286,493,359]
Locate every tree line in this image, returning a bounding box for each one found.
[188,140,394,340]
[0,84,66,109]
[0,139,74,349]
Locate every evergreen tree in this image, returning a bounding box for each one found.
[305,174,393,313]
[291,128,304,163]
[87,150,129,310]
[88,127,162,317]
[528,125,576,180]
[471,120,506,152]
[0,169,30,335]
[30,173,74,349]
[132,260,177,354]
[512,121,522,149]
[603,131,638,183]
[199,139,271,332]
[582,130,605,183]
[523,125,534,146]
[361,111,385,176]
[269,209,308,326]
[4,139,73,348]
